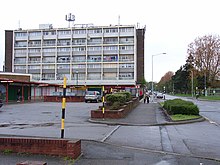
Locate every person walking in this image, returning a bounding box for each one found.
[17,89,21,102]
[143,93,146,104]
[146,93,150,103]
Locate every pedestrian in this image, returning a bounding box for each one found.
[146,93,150,103]
[143,93,146,104]
[17,89,21,102]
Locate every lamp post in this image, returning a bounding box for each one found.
[151,53,166,102]
[186,54,194,98]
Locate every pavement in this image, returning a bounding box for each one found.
[89,99,205,126]
[0,99,206,165]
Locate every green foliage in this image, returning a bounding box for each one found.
[106,92,131,105]
[171,114,200,121]
[163,99,199,115]
[2,149,13,154]
[109,101,121,110]
[63,156,75,165]
[116,92,132,102]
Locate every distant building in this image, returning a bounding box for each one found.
[5,24,145,91]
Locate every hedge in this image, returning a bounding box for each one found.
[163,99,199,115]
[106,94,126,106]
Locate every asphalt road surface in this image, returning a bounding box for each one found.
[0,98,220,164]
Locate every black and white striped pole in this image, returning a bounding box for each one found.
[61,76,67,138]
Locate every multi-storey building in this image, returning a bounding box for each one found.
[5,24,145,90]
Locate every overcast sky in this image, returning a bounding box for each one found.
[0,0,219,82]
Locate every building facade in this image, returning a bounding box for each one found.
[5,24,145,89]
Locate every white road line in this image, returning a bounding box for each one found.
[203,116,219,126]
[101,125,120,142]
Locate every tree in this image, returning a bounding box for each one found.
[172,64,191,94]
[157,71,174,93]
[187,35,220,87]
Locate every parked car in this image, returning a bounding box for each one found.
[0,99,3,108]
[84,91,102,103]
[156,92,164,99]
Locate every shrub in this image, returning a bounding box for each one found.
[106,93,126,106]
[109,101,121,110]
[163,99,199,115]
[116,92,132,102]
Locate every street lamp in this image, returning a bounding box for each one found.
[151,53,166,102]
[186,54,194,98]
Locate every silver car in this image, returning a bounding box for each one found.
[84,91,102,103]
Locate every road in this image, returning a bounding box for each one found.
[0,99,220,164]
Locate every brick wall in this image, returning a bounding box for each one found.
[0,137,81,159]
[91,98,139,119]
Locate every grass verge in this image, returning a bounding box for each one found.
[171,114,201,121]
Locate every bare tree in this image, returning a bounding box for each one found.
[187,35,220,86]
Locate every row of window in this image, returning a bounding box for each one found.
[15,37,134,47]
[15,46,134,53]
[15,55,134,63]
[31,72,134,81]
[15,27,134,37]
[14,63,134,69]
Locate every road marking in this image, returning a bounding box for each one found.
[203,116,219,126]
[101,125,120,142]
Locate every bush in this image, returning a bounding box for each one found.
[106,93,126,106]
[116,92,132,102]
[163,99,199,115]
[109,101,121,110]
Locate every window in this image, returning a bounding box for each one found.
[88,29,102,34]
[103,46,118,50]
[28,49,41,53]
[57,47,70,52]
[15,41,27,47]
[58,39,71,46]
[103,63,117,68]
[119,73,134,79]
[28,65,40,69]
[29,31,41,36]
[43,48,55,52]
[72,47,86,51]
[58,30,71,35]
[43,31,56,35]
[119,64,134,68]
[72,38,86,45]
[73,30,86,34]
[43,40,56,46]
[119,45,134,50]
[104,28,118,33]
[32,74,40,80]
[28,40,41,47]
[57,64,70,69]
[42,73,55,80]
[15,32,27,37]
[29,57,41,63]
[42,65,55,69]
[14,65,26,69]
[87,64,101,68]
[104,38,118,44]
[43,57,55,63]
[88,38,102,45]
[88,46,102,51]
[120,27,134,32]
[72,64,86,68]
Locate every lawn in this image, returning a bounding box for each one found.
[171,114,201,121]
